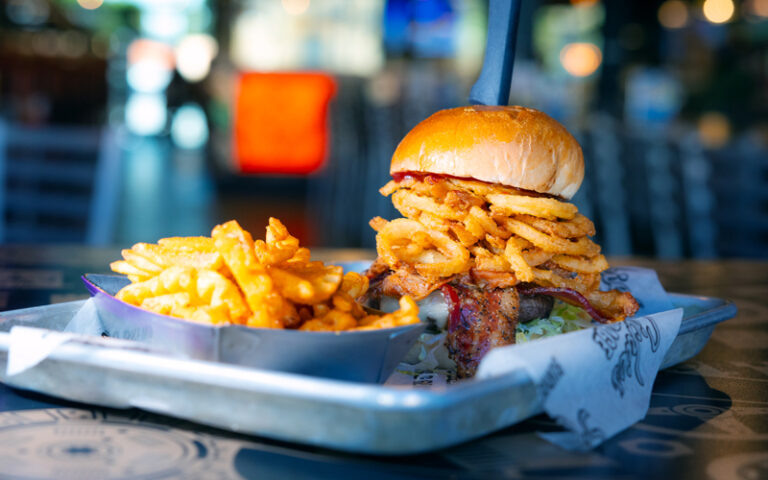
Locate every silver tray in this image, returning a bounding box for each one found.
[0,293,736,455]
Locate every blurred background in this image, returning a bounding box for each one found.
[0,0,766,258]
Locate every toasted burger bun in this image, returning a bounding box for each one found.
[390,105,584,200]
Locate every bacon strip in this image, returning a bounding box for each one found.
[516,285,610,323]
[441,284,519,378]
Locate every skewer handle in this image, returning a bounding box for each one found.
[469,0,522,106]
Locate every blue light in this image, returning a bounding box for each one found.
[171,104,209,150]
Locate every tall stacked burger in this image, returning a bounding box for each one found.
[364,106,639,378]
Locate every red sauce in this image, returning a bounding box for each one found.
[440,284,461,331]
[391,171,559,199]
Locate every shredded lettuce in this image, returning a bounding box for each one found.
[515,300,594,343]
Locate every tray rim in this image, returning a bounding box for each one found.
[0,292,738,454]
[0,292,737,392]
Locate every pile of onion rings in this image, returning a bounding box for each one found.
[371,175,636,321]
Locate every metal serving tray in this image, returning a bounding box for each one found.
[0,293,736,455]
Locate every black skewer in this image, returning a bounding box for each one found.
[469,0,522,106]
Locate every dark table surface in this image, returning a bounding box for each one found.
[0,245,765,480]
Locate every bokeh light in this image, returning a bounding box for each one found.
[231,6,383,76]
[559,42,602,77]
[658,0,689,29]
[698,112,731,149]
[90,35,109,59]
[127,39,175,68]
[125,93,167,136]
[141,9,188,41]
[77,0,103,10]
[32,31,57,56]
[59,31,88,58]
[5,0,49,26]
[702,0,735,23]
[171,104,209,149]
[127,39,174,93]
[175,34,218,83]
[127,61,173,93]
[282,0,310,15]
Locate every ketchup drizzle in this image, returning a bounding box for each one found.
[440,284,461,332]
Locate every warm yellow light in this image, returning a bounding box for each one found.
[702,0,735,23]
[77,0,103,10]
[560,43,602,77]
[281,0,310,15]
[698,112,731,149]
[175,34,218,82]
[658,0,689,28]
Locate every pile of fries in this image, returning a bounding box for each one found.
[111,218,419,331]
[371,176,636,320]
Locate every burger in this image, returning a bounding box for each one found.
[363,106,639,378]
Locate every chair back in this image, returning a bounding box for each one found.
[0,122,120,245]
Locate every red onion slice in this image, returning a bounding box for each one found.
[516,285,610,323]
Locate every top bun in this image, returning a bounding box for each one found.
[390,106,584,199]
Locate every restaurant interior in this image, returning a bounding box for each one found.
[0,0,766,259]
[1,2,768,478]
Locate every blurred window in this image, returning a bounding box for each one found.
[231,1,384,76]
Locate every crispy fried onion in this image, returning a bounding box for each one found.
[371,176,635,321]
[392,189,467,221]
[487,193,578,220]
[503,218,601,256]
[376,218,470,280]
[587,290,640,322]
[513,213,595,238]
